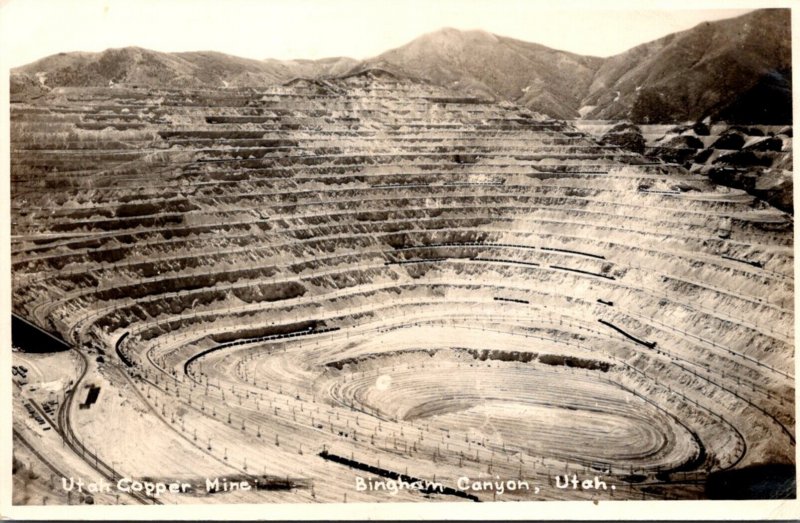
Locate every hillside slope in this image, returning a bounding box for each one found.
[355,28,603,119]
[11,9,791,123]
[583,9,791,123]
[12,47,355,89]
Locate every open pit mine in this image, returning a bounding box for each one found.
[10,69,795,504]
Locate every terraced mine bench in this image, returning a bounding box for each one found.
[11,69,794,503]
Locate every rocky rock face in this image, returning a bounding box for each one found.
[576,119,793,213]
[599,122,646,154]
[711,130,747,151]
[744,137,784,152]
[692,122,711,136]
[655,125,792,212]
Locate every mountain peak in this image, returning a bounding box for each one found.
[436,27,497,37]
[10,9,789,124]
[417,27,500,45]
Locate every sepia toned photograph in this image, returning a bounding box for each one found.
[1,0,797,518]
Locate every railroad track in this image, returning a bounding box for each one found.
[12,427,68,480]
[31,345,162,505]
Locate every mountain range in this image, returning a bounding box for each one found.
[11,8,791,124]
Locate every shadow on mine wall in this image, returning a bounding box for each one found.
[705,464,796,499]
[11,314,71,353]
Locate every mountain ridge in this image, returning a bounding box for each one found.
[12,8,791,124]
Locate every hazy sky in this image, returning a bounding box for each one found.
[0,0,766,68]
